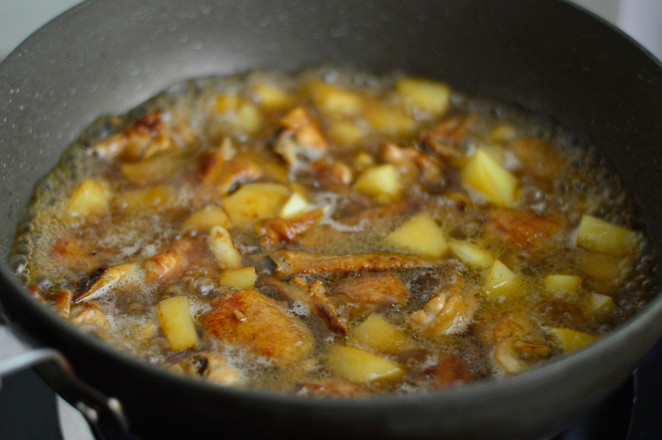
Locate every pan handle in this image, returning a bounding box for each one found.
[0,312,130,434]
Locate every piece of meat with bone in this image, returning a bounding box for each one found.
[331,272,410,319]
[256,208,326,248]
[474,310,552,374]
[173,352,243,386]
[409,276,479,339]
[258,250,441,279]
[200,289,314,367]
[259,276,347,335]
[509,137,565,182]
[419,112,477,160]
[380,143,443,185]
[92,111,174,161]
[271,107,328,168]
[487,208,571,259]
[74,262,139,303]
[413,354,473,389]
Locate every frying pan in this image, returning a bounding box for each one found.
[1,0,662,439]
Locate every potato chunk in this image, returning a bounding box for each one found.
[219,267,257,290]
[575,215,639,255]
[349,315,414,354]
[544,274,581,295]
[67,178,111,218]
[115,184,179,212]
[221,182,290,226]
[448,240,494,269]
[278,192,311,219]
[462,148,518,207]
[323,345,403,383]
[585,293,615,315]
[547,327,596,352]
[251,81,293,109]
[353,164,403,203]
[157,296,200,351]
[395,77,451,114]
[310,81,363,116]
[181,205,231,233]
[384,211,447,258]
[208,225,242,269]
[484,260,520,299]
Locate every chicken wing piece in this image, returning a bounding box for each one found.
[332,272,410,318]
[409,281,479,339]
[259,250,439,279]
[200,290,314,367]
[487,208,571,259]
[259,276,348,335]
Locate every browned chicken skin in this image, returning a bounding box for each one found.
[201,289,314,367]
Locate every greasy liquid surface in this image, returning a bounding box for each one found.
[10,68,656,396]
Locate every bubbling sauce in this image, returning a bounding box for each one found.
[10,68,656,396]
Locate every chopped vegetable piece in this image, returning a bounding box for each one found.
[462,148,518,207]
[575,215,639,255]
[353,164,403,203]
[544,274,581,294]
[208,225,242,269]
[67,178,111,218]
[547,328,596,352]
[157,296,200,351]
[219,267,257,290]
[448,240,494,269]
[181,205,232,232]
[323,345,404,383]
[384,212,448,258]
[221,182,290,226]
[484,260,520,299]
[395,77,451,114]
[585,293,615,315]
[349,314,414,354]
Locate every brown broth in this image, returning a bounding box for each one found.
[10,68,656,396]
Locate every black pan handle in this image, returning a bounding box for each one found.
[0,312,130,434]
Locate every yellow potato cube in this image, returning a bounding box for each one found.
[353,151,375,171]
[157,296,200,351]
[462,148,518,207]
[251,82,293,109]
[585,293,615,315]
[484,260,520,299]
[120,152,186,184]
[219,267,257,290]
[488,123,517,143]
[384,212,447,258]
[328,121,368,147]
[310,81,364,116]
[349,315,414,354]
[395,77,451,114]
[208,225,242,269]
[544,274,582,294]
[235,102,263,134]
[67,178,111,218]
[364,103,418,136]
[181,205,231,233]
[214,94,241,113]
[576,250,630,295]
[448,240,494,269]
[221,182,291,226]
[353,164,403,203]
[575,215,639,255]
[115,185,179,212]
[547,327,596,352]
[323,345,404,383]
[278,192,310,219]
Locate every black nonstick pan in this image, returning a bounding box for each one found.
[1,1,662,439]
